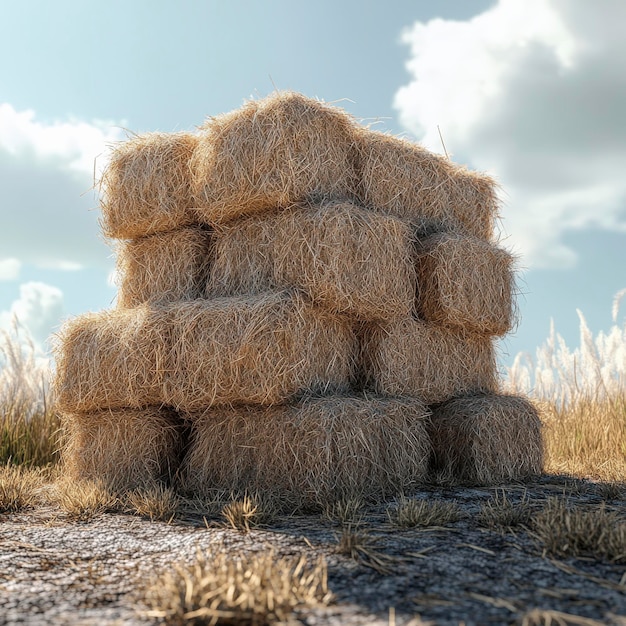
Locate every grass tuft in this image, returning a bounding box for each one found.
[323,495,365,526]
[124,484,180,522]
[144,546,333,625]
[335,524,396,574]
[477,490,533,528]
[532,497,626,563]
[0,463,45,513]
[48,477,120,521]
[388,497,462,528]
[221,494,262,532]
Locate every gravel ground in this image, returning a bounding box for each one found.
[1,475,625,626]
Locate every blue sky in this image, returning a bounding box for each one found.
[1,0,625,370]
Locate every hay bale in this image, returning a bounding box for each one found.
[165,290,356,411]
[53,306,169,414]
[62,408,183,490]
[181,395,431,507]
[54,292,355,414]
[416,233,515,336]
[355,129,499,240]
[191,91,359,225]
[428,394,544,484]
[361,318,497,405]
[115,226,213,308]
[100,132,198,239]
[207,200,417,322]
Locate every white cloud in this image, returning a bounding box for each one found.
[0,104,123,271]
[0,258,21,281]
[0,282,64,349]
[394,0,626,268]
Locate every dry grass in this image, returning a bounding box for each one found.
[99,131,198,239]
[532,497,626,563]
[165,290,356,410]
[182,395,431,509]
[220,495,263,532]
[519,608,608,626]
[115,226,213,308]
[477,490,533,528]
[506,296,626,481]
[143,547,333,625]
[207,199,417,322]
[191,91,359,225]
[323,495,365,527]
[335,524,397,574]
[47,476,120,521]
[540,395,626,481]
[0,327,60,467]
[0,463,46,512]
[388,497,462,528]
[362,317,497,405]
[61,409,183,491]
[429,394,544,485]
[416,232,516,336]
[354,127,500,240]
[124,484,180,522]
[53,306,169,413]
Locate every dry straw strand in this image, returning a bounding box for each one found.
[61,408,183,491]
[354,128,500,240]
[415,232,516,336]
[191,91,360,225]
[428,393,544,484]
[100,131,198,239]
[164,290,357,410]
[361,318,497,405]
[181,395,432,508]
[115,225,213,308]
[207,199,417,322]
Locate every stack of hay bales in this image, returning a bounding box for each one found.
[54,92,542,505]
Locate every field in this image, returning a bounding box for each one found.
[0,308,625,625]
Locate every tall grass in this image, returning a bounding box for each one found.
[0,323,60,467]
[506,290,626,480]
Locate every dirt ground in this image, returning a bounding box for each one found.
[1,475,625,626]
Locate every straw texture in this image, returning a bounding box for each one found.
[207,200,417,322]
[165,290,357,411]
[428,394,544,484]
[355,129,499,240]
[181,395,432,507]
[416,233,515,335]
[100,132,198,239]
[115,226,213,308]
[191,91,359,225]
[53,306,169,414]
[361,318,497,405]
[62,408,183,490]
[54,291,356,414]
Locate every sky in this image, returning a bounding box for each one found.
[1,0,625,371]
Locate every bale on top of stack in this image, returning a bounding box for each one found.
[55,90,542,504]
[190,92,360,224]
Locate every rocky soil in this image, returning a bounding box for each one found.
[1,475,625,626]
